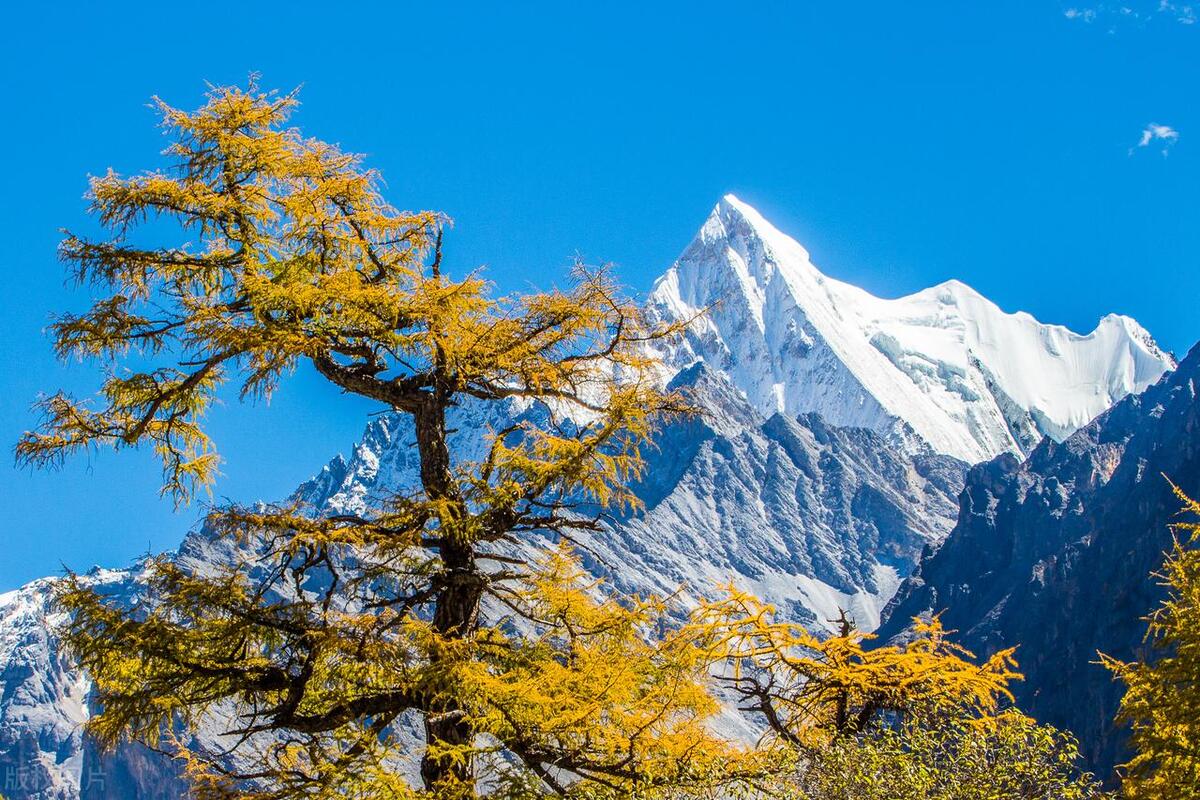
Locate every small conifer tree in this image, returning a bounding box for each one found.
[1103,485,1200,799]
[688,594,1104,798]
[691,591,1019,747]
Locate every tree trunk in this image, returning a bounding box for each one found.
[413,396,484,796]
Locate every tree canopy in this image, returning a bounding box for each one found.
[788,709,1105,800]
[19,81,732,798]
[691,590,1018,746]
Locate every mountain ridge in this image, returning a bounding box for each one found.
[0,196,1176,797]
[648,194,1173,462]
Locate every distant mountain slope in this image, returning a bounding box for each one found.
[0,578,90,800]
[296,364,967,631]
[0,366,967,799]
[649,195,1173,463]
[879,343,1200,778]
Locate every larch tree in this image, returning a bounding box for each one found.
[691,590,1020,748]
[1103,486,1200,800]
[16,82,748,799]
[688,593,1104,799]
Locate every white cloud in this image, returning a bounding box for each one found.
[1159,0,1198,23]
[1131,123,1181,156]
[1064,1,1195,24]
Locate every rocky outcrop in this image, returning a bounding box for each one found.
[879,343,1200,779]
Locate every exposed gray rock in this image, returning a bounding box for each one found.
[0,367,966,798]
[879,343,1200,781]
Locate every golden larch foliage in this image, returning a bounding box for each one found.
[689,588,1018,747]
[21,81,749,799]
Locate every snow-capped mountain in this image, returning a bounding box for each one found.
[0,579,91,799]
[0,196,1175,798]
[649,195,1173,463]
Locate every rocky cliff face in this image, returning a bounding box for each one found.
[0,579,89,800]
[879,344,1200,778]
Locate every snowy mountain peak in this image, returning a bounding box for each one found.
[649,197,1174,463]
[702,193,812,260]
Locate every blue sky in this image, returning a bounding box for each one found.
[1,1,1198,590]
